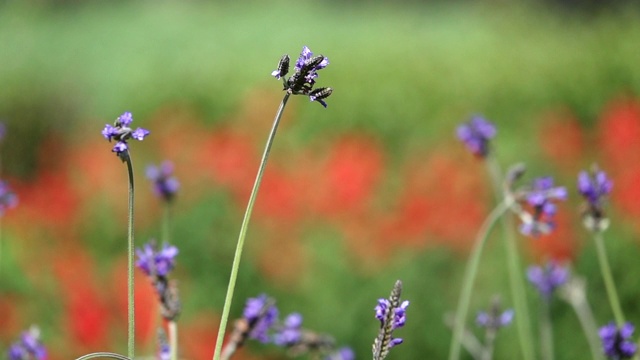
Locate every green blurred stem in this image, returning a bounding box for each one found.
[212,93,290,360]
[486,156,536,360]
[561,282,603,360]
[449,200,510,360]
[75,352,131,360]
[125,154,136,360]
[593,231,625,326]
[162,202,171,244]
[169,320,178,360]
[540,300,554,360]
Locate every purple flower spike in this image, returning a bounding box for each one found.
[517,176,567,238]
[102,111,149,160]
[8,327,46,360]
[600,322,637,359]
[527,261,569,300]
[457,115,496,158]
[274,313,303,346]
[578,166,613,232]
[0,180,18,216]
[147,161,180,202]
[243,294,279,343]
[274,46,333,107]
[373,280,408,360]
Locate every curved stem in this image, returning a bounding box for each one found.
[540,300,554,360]
[169,320,178,360]
[593,231,625,326]
[75,352,131,360]
[486,157,535,360]
[212,93,291,360]
[448,200,510,360]
[125,154,136,360]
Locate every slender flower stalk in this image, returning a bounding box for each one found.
[539,298,554,360]
[214,46,332,360]
[475,298,513,360]
[168,321,178,360]
[594,231,625,326]
[448,199,511,360]
[102,111,150,359]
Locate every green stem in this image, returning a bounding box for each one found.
[212,93,291,360]
[162,202,171,245]
[169,320,178,360]
[125,154,136,360]
[593,231,625,326]
[448,200,510,360]
[486,157,536,360]
[75,352,131,360]
[540,300,554,360]
[561,280,604,360]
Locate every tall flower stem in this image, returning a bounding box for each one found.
[449,200,510,360]
[486,157,535,360]
[125,154,136,360]
[560,279,604,360]
[540,300,554,360]
[162,203,171,244]
[169,321,178,360]
[212,93,291,360]
[593,231,625,326]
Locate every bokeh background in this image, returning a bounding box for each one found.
[1,0,640,359]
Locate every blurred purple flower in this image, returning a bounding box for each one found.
[146,161,180,202]
[135,241,178,277]
[8,327,46,360]
[102,111,149,160]
[274,313,303,346]
[456,115,496,158]
[0,180,18,216]
[527,261,569,300]
[518,176,567,237]
[578,167,613,231]
[325,347,355,360]
[599,322,637,359]
[243,294,279,343]
[476,308,514,329]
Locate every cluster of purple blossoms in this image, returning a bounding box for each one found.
[146,161,180,203]
[456,115,496,158]
[373,280,409,360]
[102,112,150,160]
[274,313,303,346]
[578,167,613,232]
[242,294,279,343]
[7,327,46,360]
[527,261,569,300]
[135,241,180,320]
[599,322,637,359]
[324,347,355,360]
[517,176,568,237]
[272,46,333,107]
[476,307,514,331]
[0,180,18,216]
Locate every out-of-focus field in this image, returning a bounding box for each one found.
[1,1,640,359]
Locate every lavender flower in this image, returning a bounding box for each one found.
[102,111,150,161]
[476,307,514,330]
[527,261,569,300]
[8,327,46,360]
[272,46,333,107]
[135,240,181,320]
[0,180,18,216]
[243,294,279,343]
[146,161,180,202]
[456,115,496,158]
[274,313,303,346]
[599,322,637,359]
[325,347,355,360]
[516,176,567,237]
[578,166,613,232]
[373,280,409,360]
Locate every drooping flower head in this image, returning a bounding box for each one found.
[146,161,180,202]
[510,173,567,238]
[243,294,279,343]
[456,115,497,158]
[102,111,150,161]
[8,326,46,360]
[373,280,409,360]
[274,313,303,347]
[272,46,333,107]
[578,166,613,232]
[599,322,637,359]
[0,180,18,216]
[527,261,569,300]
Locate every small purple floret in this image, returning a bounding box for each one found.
[325,347,355,360]
[274,313,303,346]
[135,241,178,277]
[243,294,279,343]
[519,176,567,237]
[476,308,514,329]
[102,112,149,158]
[527,261,569,299]
[0,181,18,216]
[146,161,180,202]
[8,327,46,360]
[600,322,637,359]
[456,115,496,158]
